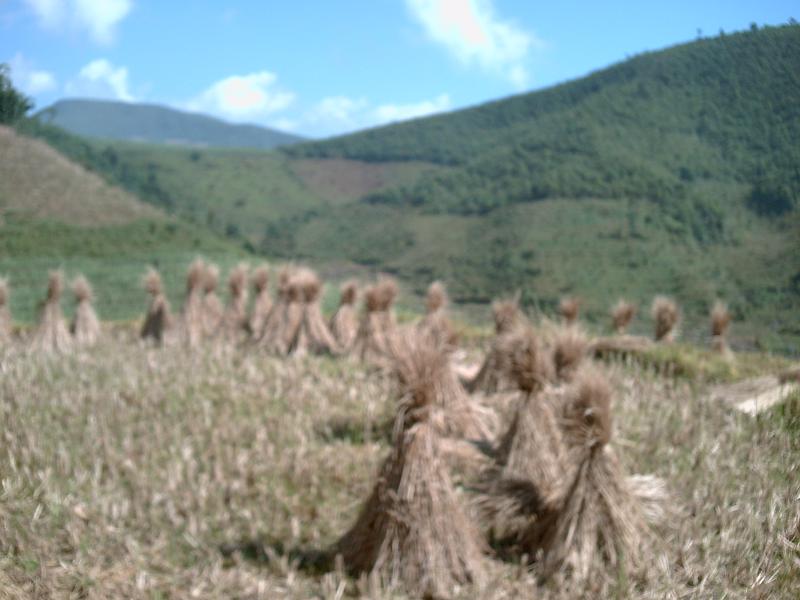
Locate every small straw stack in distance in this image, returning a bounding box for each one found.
[70,275,101,347]
[140,267,172,344]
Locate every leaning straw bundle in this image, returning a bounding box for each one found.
[70,275,100,347]
[710,300,732,355]
[353,277,399,365]
[202,263,224,337]
[182,258,206,348]
[329,280,359,351]
[652,296,679,342]
[248,264,272,338]
[559,296,580,325]
[258,266,294,352]
[31,271,72,353]
[533,370,656,584]
[417,281,457,349]
[550,325,589,383]
[0,278,11,343]
[611,299,636,334]
[219,263,249,342]
[140,267,173,344]
[334,336,488,597]
[288,269,340,355]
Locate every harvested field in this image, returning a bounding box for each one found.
[0,337,798,597]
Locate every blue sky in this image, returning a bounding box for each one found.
[1,1,796,138]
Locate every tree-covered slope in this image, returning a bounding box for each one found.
[37,99,305,150]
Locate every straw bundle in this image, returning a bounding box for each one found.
[390,331,496,441]
[248,264,272,338]
[559,296,580,325]
[329,280,359,351]
[651,296,679,342]
[202,263,224,337]
[258,266,295,352]
[551,326,589,383]
[417,281,458,349]
[353,277,399,365]
[213,263,248,343]
[182,258,206,348]
[0,278,11,343]
[140,267,173,344]
[710,300,732,355]
[534,370,654,583]
[610,299,636,334]
[492,297,524,334]
[31,271,72,353]
[288,268,340,355]
[70,275,100,347]
[335,337,488,597]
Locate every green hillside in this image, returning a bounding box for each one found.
[0,124,248,323]
[37,99,305,149]
[17,24,800,353]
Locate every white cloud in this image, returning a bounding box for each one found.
[405,0,540,87]
[372,93,451,124]
[23,0,132,44]
[304,93,450,136]
[8,53,58,94]
[65,58,134,101]
[187,72,295,120]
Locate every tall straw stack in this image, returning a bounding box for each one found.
[248,264,272,339]
[0,278,11,343]
[651,296,679,342]
[353,277,399,366]
[464,299,526,393]
[550,326,589,383]
[70,275,100,347]
[710,300,732,356]
[259,266,294,352]
[334,337,488,597]
[533,370,656,584]
[610,299,636,334]
[140,267,172,344]
[417,281,457,349]
[288,268,340,355]
[492,297,524,334]
[202,263,224,338]
[182,258,206,348]
[219,263,249,343]
[558,296,580,325]
[329,280,359,351]
[31,271,72,353]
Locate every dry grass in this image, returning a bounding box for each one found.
[0,334,798,597]
[0,277,11,343]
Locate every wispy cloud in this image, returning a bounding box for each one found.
[23,0,132,45]
[372,94,451,124]
[405,0,540,88]
[186,71,295,120]
[65,58,134,101]
[9,52,58,95]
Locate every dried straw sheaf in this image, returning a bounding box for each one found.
[182,258,206,348]
[219,263,250,342]
[288,269,340,356]
[390,331,496,441]
[417,281,458,349]
[335,337,488,597]
[0,278,11,343]
[329,280,359,351]
[202,263,224,337]
[259,266,297,353]
[710,300,732,356]
[70,275,101,347]
[476,329,564,539]
[31,271,72,353]
[492,297,524,334]
[559,296,580,325]
[533,370,656,584]
[652,296,679,342]
[550,326,589,383]
[248,264,272,338]
[353,278,399,366]
[140,268,173,344]
[611,299,636,335]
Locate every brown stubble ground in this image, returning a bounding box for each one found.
[0,338,798,598]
